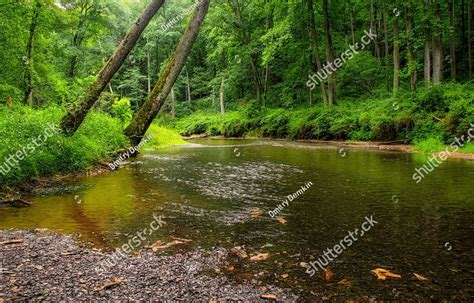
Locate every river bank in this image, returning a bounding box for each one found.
[0,229,298,301]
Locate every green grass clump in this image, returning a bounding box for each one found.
[143,125,186,148]
[0,105,127,187]
[413,137,446,153]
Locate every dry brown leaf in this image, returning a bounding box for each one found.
[209,297,219,303]
[170,236,192,243]
[226,266,235,273]
[323,267,334,281]
[276,217,287,224]
[151,240,187,251]
[0,239,24,245]
[250,208,264,218]
[281,273,289,279]
[337,278,352,287]
[260,294,277,300]
[299,262,310,268]
[370,268,401,280]
[94,277,123,291]
[250,253,270,261]
[413,273,428,281]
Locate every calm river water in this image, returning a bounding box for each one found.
[1,139,473,300]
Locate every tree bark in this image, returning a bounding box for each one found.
[424,0,432,87]
[124,0,210,146]
[185,65,192,102]
[24,0,41,106]
[60,0,166,135]
[170,85,176,119]
[382,0,390,91]
[406,3,417,90]
[147,50,152,93]
[432,2,443,84]
[449,0,457,80]
[220,76,225,114]
[322,0,336,105]
[393,10,400,94]
[370,0,381,59]
[468,0,472,80]
[308,0,328,104]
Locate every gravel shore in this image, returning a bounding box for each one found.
[0,230,298,302]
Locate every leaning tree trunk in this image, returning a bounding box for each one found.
[60,0,165,135]
[322,0,336,105]
[24,0,41,106]
[124,0,210,146]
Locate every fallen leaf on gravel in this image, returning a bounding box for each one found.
[170,236,192,243]
[323,267,334,281]
[0,239,24,245]
[227,266,235,272]
[94,277,123,291]
[151,240,187,251]
[413,273,428,281]
[281,274,289,278]
[260,294,277,300]
[209,297,219,303]
[250,208,263,217]
[337,279,352,287]
[276,217,287,224]
[250,253,270,261]
[370,268,401,280]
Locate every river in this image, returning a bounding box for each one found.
[1,139,473,300]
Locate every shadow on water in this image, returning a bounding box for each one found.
[0,139,473,300]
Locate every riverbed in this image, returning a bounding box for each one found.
[1,139,473,300]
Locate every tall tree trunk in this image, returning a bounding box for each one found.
[170,85,176,119]
[322,0,336,105]
[424,0,432,87]
[220,76,225,114]
[185,65,192,102]
[69,0,93,78]
[307,0,328,104]
[468,0,472,79]
[370,0,381,59]
[406,4,417,90]
[432,2,443,84]
[349,3,356,46]
[449,0,457,80]
[60,0,165,135]
[147,50,152,93]
[24,0,41,106]
[393,11,400,94]
[382,0,390,91]
[124,0,210,146]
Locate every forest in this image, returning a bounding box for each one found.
[0,0,473,301]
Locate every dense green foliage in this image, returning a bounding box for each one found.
[167,83,474,147]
